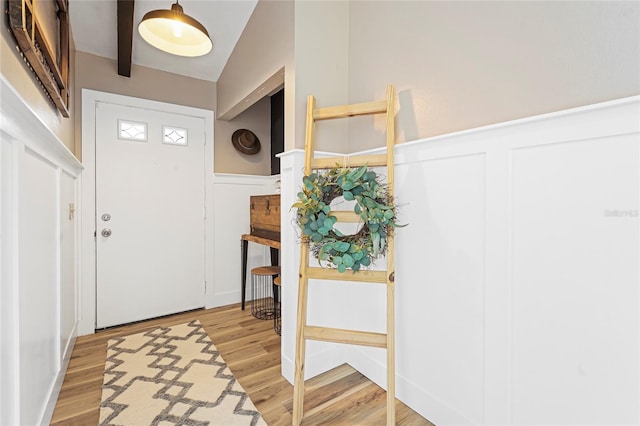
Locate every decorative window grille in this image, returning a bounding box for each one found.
[118,120,147,141]
[163,126,188,146]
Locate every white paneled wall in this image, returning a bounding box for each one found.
[509,136,638,424]
[280,96,640,425]
[0,77,82,425]
[211,173,280,308]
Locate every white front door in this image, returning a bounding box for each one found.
[95,102,206,328]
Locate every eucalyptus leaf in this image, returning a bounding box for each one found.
[303,176,312,189]
[332,241,350,252]
[342,254,354,267]
[343,191,354,201]
[337,264,346,273]
[349,165,367,182]
[341,181,355,191]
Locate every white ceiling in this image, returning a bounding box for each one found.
[69,0,258,82]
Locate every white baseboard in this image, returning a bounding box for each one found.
[207,290,241,309]
[281,346,347,384]
[346,347,474,425]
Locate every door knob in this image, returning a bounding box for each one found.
[101,228,112,237]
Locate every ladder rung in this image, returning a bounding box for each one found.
[313,100,387,121]
[311,153,388,170]
[306,267,388,283]
[305,326,387,348]
[328,211,361,222]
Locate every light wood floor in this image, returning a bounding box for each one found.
[51,303,433,425]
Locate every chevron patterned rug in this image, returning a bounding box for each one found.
[99,320,266,426]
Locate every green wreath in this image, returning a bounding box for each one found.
[292,165,402,273]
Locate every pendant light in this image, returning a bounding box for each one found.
[138,1,212,57]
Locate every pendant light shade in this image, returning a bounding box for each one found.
[138,1,212,57]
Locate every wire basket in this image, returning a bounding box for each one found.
[250,266,280,320]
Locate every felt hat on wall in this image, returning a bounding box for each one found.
[232,129,261,155]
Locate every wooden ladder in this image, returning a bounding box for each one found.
[292,85,397,425]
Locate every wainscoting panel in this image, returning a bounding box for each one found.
[0,120,17,426]
[279,96,640,425]
[0,77,82,425]
[211,174,280,308]
[19,148,59,426]
[395,152,486,425]
[510,134,639,424]
[59,171,77,361]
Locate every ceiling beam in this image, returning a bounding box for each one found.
[117,0,134,77]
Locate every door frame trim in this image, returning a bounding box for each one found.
[80,89,215,335]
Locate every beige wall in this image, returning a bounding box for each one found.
[216,0,295,155]
[234,1,639,154]
[74,52,216,161]
[294,1,350,153]
[217,1,293,118]
[8,0,634,167]
[215,96,272,175]
[1,5,75,152]
[347,1,640,151]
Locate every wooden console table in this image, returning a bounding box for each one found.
[241,234,280,310]
[241,194,281,310]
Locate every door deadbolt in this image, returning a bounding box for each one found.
[101,213,111,221]
[101,228,112,237]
